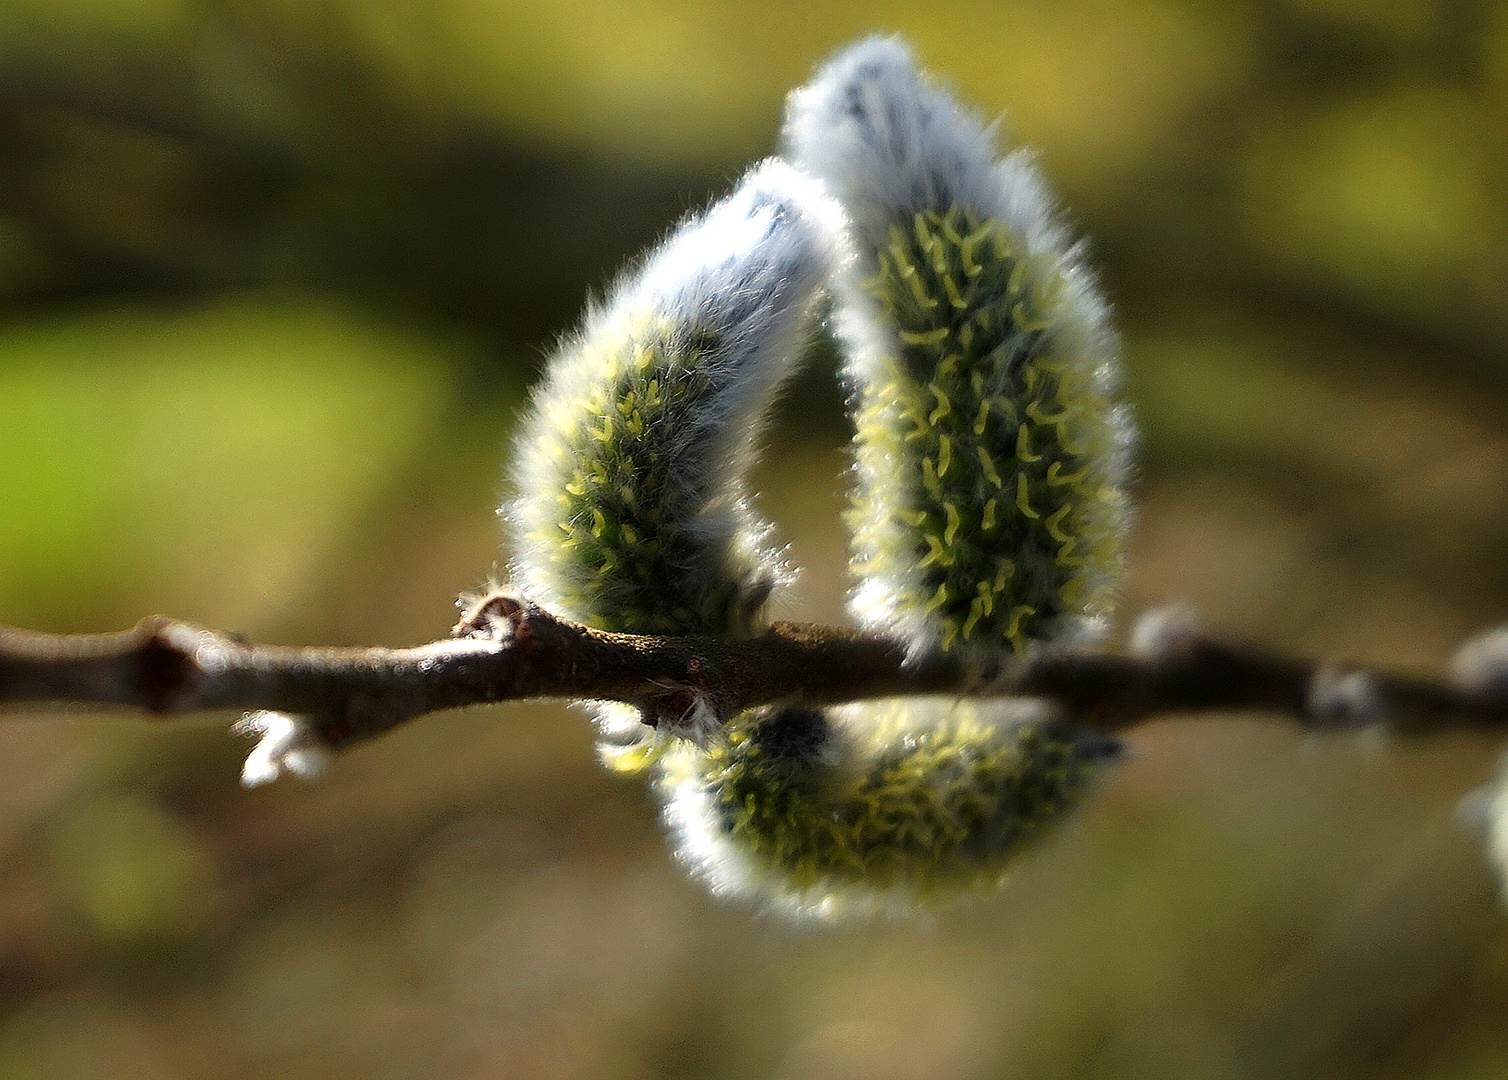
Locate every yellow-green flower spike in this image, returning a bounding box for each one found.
[506,42,1131,919]
[637,36,1130,918]
[505,160,844,770]
[784,36,1132,657]
[660,701,1121,918]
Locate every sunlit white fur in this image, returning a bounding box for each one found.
[784,36,1132,651]
[781,34,1121,425]
[659,698,1065,920]
[507,160,847,621]
[238,711,331,787]
[506,161,847,761]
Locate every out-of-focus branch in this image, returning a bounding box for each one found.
[2,596,1506,782]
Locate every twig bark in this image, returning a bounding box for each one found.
[3,594,1506,779]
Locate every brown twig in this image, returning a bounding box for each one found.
[3,594,1506,783]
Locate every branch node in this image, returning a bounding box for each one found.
[453,586,533,650]
[641,685,721,745]
[134,617,200,713]
[1129,604,1203,663]
[640,656,725,745]
[1307,665,1385,729]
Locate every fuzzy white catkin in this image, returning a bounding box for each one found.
[506,159,846,766]
[651,37,1132,918]
[785,35,1133,655]
[507,43,1132,919]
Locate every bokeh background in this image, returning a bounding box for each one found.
[2,1,1508,1077]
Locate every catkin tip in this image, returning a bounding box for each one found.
[504,159,844,761]
[787,36,1132,659]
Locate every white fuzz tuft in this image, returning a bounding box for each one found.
[785,37,1023,261]
[505,159,846,769]
[1449,626,1508,700]
[237,711,332,787]
[1129,604,1203,661]
[785,35,1132,656]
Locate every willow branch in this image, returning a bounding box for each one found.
[1,596,1505,778]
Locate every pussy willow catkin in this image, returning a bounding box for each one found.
[506,159,844,768]
[660,701,1122,917]
[505,41,1132,918]
[664,37,1132,917]
[785,35,1132,657]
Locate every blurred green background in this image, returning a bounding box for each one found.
[2,1,1508,1077]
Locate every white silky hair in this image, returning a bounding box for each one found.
[783,36,1132,651]
[781,34,1120,407]
[784,35,1127,404]
[237,711,331,788]
[783,36,1060,268]
[506,158,849,620]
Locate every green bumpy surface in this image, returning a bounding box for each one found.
[692,704,1106,901]
[522,317,765,639]
[850,206,1122,652]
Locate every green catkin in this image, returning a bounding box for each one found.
[520,317,771,639]
[661,702,1121,916]
[512,40,1132,918]
[850,207,1123,654]
[506,161,843,774]
[658,36,1133,917]
[784,37,1130,651]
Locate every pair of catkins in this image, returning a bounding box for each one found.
[506,37,1133,919]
